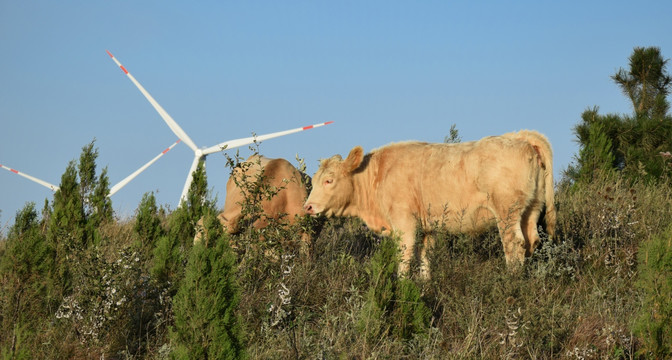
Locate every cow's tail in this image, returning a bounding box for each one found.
[510,130,556,239]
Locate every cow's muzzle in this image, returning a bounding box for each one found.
[304,203,317,215]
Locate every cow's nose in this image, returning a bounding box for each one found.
[304,203,314,215]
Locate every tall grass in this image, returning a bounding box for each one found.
[1,172,671,359]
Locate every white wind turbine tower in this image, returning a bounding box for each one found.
[2,139,181,197]
[106,50,333,205]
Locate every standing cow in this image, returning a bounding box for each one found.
[194,155,310,243]
[304,130,555,277]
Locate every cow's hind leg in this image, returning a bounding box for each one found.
[521,199,542,257]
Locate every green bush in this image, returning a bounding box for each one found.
[170,212,245,359]
[634,223,672,358]
[0,203,52,359]
[357,236,430,342]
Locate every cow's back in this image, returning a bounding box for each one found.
[220,155,309,233]
[365,137,542,233]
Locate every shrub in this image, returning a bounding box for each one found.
[170,211,245,359]
[0,203,52,359]
[634,223,672,358]
[357,236,430,342]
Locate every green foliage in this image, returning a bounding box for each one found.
[170,211,245,359]
[568,47,672,185]
[134,192,165,260]
[576,117,616,182]
[391,278,431,340]
[358,236,430,342]
[612,46,671,119]
[634,223,672,358]
[223,147,297,282]
[1,204,52,282]
[47,160,85,298]
[4,168,672,358]
[444,123,462,144]
[180,159,211,226]
[54,246,143,350]
[151,160,214,290]
[78,140,113,229]
[225,149,280,240]
[89,166,113,228]
[49,160,86,246]
[44,141,115,302]
[0,204,52,359]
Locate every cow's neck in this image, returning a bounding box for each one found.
[345,157,391,233]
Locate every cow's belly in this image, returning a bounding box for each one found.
[423,194,497,234]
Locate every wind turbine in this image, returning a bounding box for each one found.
[1,163,59,192]
[2,138,181,196]
[108,139,181,196]
[106,50,333,204]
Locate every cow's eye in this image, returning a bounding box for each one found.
[325,179,333,185]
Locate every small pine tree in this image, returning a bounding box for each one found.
[134,192,165,259]
[567,48,672,185]
[612,46,671,119]
[90,166,113,227]
[0,203,53,359]
[78,141,113,240]
[357,237,398,341]
[152,160,214,289]
[170,211,245,359]
[577,121,615,182]
[391,278,431,339]
[634,224,672,358]
[180,159,211,229]
[47,161,85,298]
[357,236,430,341]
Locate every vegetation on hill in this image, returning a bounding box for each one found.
[1,47,671,359]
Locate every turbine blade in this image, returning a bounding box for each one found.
[106,50,199,152]
[1,164,59,191]
[179,155,202,205]
[202,121,334,155]
[108,139,181,197]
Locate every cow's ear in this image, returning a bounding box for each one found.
[344,146,364,172]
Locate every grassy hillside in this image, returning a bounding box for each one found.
[1,171,671,359]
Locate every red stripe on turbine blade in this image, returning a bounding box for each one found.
[11,169,19,174]
[120,65,129,74]
[324,121,334,125]
[106,50,114,58]
[302,125,314,130]
[162,147,171,154]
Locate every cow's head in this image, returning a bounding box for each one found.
[304,146,364,217]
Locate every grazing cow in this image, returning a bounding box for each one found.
[194,155,310,243]
[304,130,555,277]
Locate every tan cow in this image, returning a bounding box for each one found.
[194,155,310,243]
[304,130,555,277]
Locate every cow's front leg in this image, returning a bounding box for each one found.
[391,216,420,277]
[418,233,433,279]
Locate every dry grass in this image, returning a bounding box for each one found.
[1,173,671,359]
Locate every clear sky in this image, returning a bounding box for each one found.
[1,1,671,228]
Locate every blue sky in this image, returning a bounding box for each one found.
[1,1,671,227]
